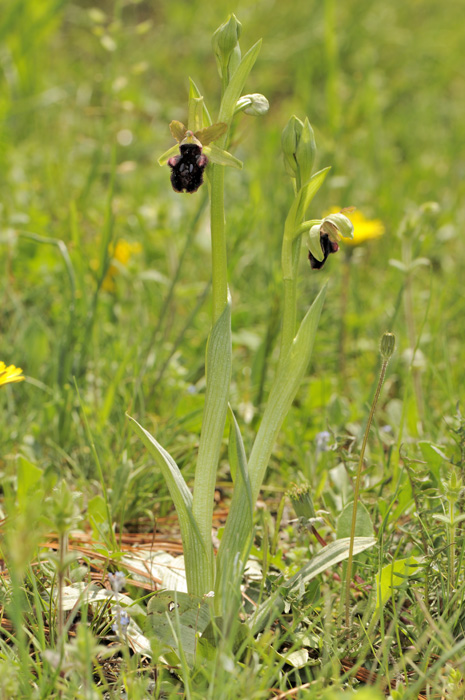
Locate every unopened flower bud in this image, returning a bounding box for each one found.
[212,14,242,78]
[282,116,317,186]
[295,117,316,186]
[281,115,303,178]
[236,93,270,116]
[380,332,396,360]
[287,483,316,521]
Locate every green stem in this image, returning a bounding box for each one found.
[278,224,301,371]
[345,355,389,626]
[449,501,456,590]
[191,161,231,587]
[57,532,65,648]
[209,163,229,322]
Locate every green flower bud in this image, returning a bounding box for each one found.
[212,14,242,79]
[281,116,317,186]
[295,117,316,187]
[287,483,316,521]
[281,115,303,178]
[235,93,269,116]
[380,332,396,360]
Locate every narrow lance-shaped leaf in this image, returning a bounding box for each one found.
[248,283,327,500]
[127,415,210,595]
[192,302,232,582]
[218,40,262,128]
[214,406,253,614]
[216,285,327,614]
[298,167,331,218]
[285,167,331,243]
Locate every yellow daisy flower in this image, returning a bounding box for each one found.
[0,362,25,387]
[324,207,385,246]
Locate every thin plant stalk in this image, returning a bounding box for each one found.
[191,37,263,589]
[345,333,395,626]
[209,163,229,323]
[191,144,231,586]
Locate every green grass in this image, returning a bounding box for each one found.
[1,0,465,698]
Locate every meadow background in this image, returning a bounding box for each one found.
[1,0,465,697]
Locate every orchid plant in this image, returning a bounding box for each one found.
[128,15,363,619]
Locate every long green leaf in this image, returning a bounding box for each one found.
[127,416,209,595]
[285,168,331,242]
[298,167,331,219]
[214,407,253,614]
[251,537,376,634]
[248,283,327,500]
[216,286,326,613]
[192,301,232,585]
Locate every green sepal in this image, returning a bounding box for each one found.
[204,143,243,169]
[158,144,179,166]
[307,224,324,262]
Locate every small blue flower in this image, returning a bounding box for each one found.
[108,571,126,593]
[112,605,130,633]
[315,430,331,454]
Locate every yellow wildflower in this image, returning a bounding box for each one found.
[0,362,24,387]
[102,240,142,292]
[324,207,385,246]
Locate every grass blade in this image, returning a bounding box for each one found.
[251,537,376,634]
